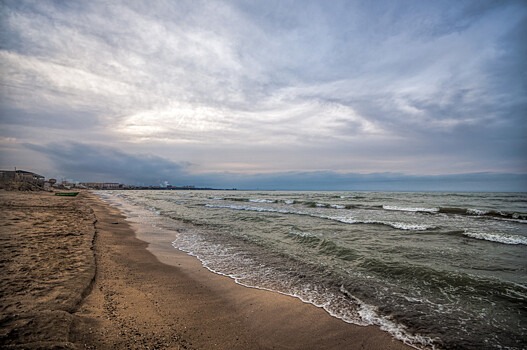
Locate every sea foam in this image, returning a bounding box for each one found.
[463,231,527,245]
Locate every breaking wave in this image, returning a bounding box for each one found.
[205,204,435,231]
[462,231,527,245]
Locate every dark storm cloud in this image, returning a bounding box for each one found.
[191,171,527,192]
[25,142,190,185]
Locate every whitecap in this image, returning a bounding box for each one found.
[463,231,527,245]
[383,205,439,213]
[249,198,276,203]
[466,208,489,216]
[206,204,434,231]
[328,216,432,231]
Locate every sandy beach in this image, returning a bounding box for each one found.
[0,190,412,349]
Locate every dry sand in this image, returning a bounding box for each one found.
[0,191,96,349]
[0,190,413,349]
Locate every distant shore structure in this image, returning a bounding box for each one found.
[80,182,122,190]
[0,169,45,190]
[0,168,229,191]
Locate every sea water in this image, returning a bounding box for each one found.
[97,190,527,350]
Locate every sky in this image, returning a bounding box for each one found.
[1,0,526,191]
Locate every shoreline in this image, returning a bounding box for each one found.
[1,190,413,349]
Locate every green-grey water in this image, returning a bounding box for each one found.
[98,190,527,350]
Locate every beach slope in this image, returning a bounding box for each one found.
[0,191,96,349]
[0,191,411,349]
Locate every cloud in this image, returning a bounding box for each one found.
[25,142,190,184]
[24,141,527,192]
[1,0,526,186]
[192,169,527,192]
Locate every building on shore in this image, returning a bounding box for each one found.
[0,169,45,189]
[79,182,123,190]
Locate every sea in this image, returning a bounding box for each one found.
[96,190,527,350]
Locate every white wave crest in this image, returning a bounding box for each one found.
[383,205,439,213]
[466,208,490,215]
[339,286,436,349]
[463,231,527,245]
[329,216,432,231]
[205,204,434,231]
[249,198,276,203]
[205,203,292,214]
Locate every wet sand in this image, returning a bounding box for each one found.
[0,191,412,349]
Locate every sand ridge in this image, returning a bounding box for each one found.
[0,191,97,348]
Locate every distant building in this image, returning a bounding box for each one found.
[80,182,123,190]
[0,169,45,189]
[0,170,15,183]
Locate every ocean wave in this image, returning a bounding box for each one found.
[339,286,436,349]
[224,197,251,202]
[205,203,292,214]
[312,202,346,209]
[205,204,434,231]
[329,216,434,231]
[214,196,301,205]
[383,205,439,213]
[287,229,319,239]
[439,207,527,222]
[340,195,367,199]
[302,201,364,210]
[287,230,359,261]
[462,231,527,245]
[249,198,276,203]
[466,208,489,216]
[172,235,366,325]
[173,230,434,349]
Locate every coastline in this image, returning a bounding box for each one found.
[1,190,412,349]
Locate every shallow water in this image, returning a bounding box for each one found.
[97,190,527,350]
